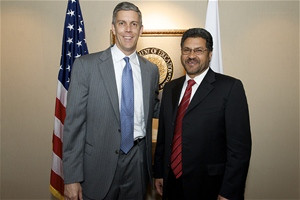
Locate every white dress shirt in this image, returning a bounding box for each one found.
[111,45,145,139]
[178,68,209,105]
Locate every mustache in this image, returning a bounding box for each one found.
[186,58,199,62]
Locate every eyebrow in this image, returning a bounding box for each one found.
[116,20,140,24]
[183,47,205,49]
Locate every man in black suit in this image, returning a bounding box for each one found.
[154,28,251,200]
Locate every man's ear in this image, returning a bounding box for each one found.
[209,51,213,61]
[111,24,116,35]
[139,25,144,36]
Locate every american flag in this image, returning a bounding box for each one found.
[50,0,88,199]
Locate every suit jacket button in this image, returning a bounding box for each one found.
[118,129,121,132]
[115,150,119,154]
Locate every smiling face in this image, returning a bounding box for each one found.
[111,10,143,56]
[181,37,212,78]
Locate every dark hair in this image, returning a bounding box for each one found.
[112,2,142,25]
[180,28,213,52]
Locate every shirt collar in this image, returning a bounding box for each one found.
[111,44,139,65]
[185,67,209,85]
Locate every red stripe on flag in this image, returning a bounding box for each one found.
[55,98,66,124]
[52,133,63,159]
[50,170,64,196]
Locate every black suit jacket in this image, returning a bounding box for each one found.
[154,68,251,199]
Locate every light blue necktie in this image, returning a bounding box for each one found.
[120,57,134,154]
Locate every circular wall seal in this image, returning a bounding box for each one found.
[138,47,173,90]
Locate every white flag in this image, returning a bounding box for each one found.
[205,0,223,73]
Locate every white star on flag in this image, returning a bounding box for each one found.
[67,23,74,31]
[76,40,82,47]
[67,9,75,17]
[66,37,73,44]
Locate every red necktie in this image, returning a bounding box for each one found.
[171,79,196,178]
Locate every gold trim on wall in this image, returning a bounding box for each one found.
[141,29,186,37]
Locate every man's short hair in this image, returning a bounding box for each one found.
[181,28,213,52]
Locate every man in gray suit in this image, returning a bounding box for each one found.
[63,2,160,200]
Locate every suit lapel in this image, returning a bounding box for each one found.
[172,77,185,120]
[139,55,150,122]
[186,68,215,114]
[97,48,120,122]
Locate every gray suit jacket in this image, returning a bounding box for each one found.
[63,47,160,199]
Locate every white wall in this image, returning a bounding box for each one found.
[1,1,299,199]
